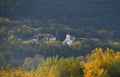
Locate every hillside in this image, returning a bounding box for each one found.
[0,0,120,73]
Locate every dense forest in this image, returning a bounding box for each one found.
[0,0,120,77]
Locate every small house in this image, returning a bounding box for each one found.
[32,33,56,42]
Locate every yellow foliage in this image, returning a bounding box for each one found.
[44,40,60,47]
[4,18,11,22]
[98,29,109,34]
[71,41,82,50]
[98,69,105,76]
[83,48,120,77]
[22,40,31,45]
[8,34,14,41]
[0,48,120,77]
[0,68,35,77]
[17,28,21,32]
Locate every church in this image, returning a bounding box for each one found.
[63,34,76,45]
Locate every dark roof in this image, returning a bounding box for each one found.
[33,33,54,37]
[90,38,100,41]
[78,37,100,41]
[70,35,77,38]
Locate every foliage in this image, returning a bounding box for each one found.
[1,48,120,77]
[23,55,44,70]
[1,20,120,67]
[82,48,120,77]
[0,17,120,74]
[0,0,120,76]
[0,66,34,77]
[29,56,83,77]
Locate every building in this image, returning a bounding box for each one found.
[31,33,56,42]
[78,37,100,42]
[63,34,76,45]
[63,34,100,45]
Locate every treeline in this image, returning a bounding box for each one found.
[0,17,118,40]
[0,48,120,77]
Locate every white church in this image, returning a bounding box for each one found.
[63,34,76,45]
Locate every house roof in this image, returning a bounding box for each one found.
[78,37,87,40]
[70,35,77,38]
[66,34,76,38]
[78,37,100,41]
[33,33,54,37]
[90,38,100,41]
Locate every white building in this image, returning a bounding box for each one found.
[63,34,76,45]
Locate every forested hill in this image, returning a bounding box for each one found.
[0,0,120,38]
[1,0,120,72]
